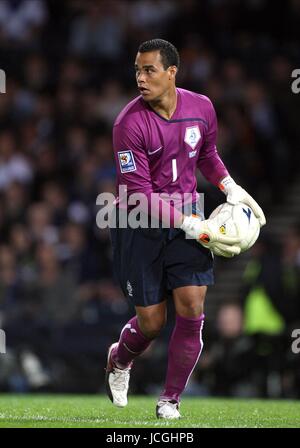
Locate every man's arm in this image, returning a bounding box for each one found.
[197,101,229,187]
[196,99,266,226]
[113,122,183,227]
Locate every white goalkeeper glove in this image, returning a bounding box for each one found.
[209,242,240,258]
[219,176,266,227]
[180,214,241,257]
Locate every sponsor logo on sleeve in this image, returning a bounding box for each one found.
[118,150,136,173]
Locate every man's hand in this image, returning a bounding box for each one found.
[180,214,241,257]
[209,242,240,258]
[219,176,266,227]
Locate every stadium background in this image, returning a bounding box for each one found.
[0,0,299,399]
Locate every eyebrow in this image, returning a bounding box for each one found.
[134,64,156,69]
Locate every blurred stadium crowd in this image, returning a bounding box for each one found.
[0,0,300,397]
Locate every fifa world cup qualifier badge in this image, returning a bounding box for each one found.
[118,150,136,173]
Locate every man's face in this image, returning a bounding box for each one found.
[134,50,176,102]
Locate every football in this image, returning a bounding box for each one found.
[209,202,260,253]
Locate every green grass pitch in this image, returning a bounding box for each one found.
[0,394,299,428]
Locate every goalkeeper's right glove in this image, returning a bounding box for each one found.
[209,241,241,258]
[180,214,242,257]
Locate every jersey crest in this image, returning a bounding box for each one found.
[184,126,201,149]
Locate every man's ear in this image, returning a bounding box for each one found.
[168,66,178,80]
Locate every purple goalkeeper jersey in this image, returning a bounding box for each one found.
[113,87,228,225]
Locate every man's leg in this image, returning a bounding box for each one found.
[157,286,206,418]
[112,301,167,368]
[106,301,167,407]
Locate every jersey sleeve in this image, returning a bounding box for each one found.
[113,123,153,196]
[113,122,183,227]
[197,100,229,186]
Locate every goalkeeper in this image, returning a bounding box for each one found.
[106,39,266,419]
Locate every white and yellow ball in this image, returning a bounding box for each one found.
[209,202,260,253]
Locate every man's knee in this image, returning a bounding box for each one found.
[173,286,207,318]
[178,301,204,318]
[137,307,167,339]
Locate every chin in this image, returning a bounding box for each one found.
[145,94,161,103]
[141,93,153,102]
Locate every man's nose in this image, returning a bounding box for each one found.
[137,71,146,83]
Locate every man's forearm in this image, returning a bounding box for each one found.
[197,149,229,186]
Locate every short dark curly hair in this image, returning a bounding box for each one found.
[138,39,180,70]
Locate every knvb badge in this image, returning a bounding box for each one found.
[0,69,6,93]
[184,126,201,150]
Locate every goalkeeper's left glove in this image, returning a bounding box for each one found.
[219,176,266,227]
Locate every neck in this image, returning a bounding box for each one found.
[149,86,177,120]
